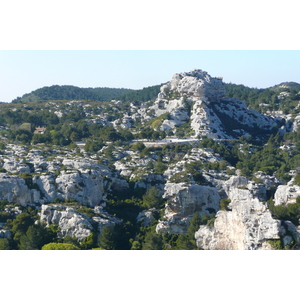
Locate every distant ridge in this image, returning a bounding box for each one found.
[114,84,164,104]
[12,85,134,103]
[268,82,300,92]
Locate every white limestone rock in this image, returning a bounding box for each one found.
[0,173,33,206]
[133,174,165,192]
[35,174,57,203]
[55,170,105,207]
[144,69,280,139]
[254,171,283,190]
[40,204,121,242]
[2,158,31,173]
[156,183,220,234]
[195,188,285,250]
[273,184,300,206]
[137,209,158,227]
[62,158,97,169]
[109,177,129,191]
[40,205,94,241]
[160,69,226,100]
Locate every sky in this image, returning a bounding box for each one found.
[1,50,300,103]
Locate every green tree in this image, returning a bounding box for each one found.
[153,161,167,174]
[220,199,231,211]
[142,187,163,209]
[19,223,56,250]
[11,212,34,236]
[63,235,80,248]
[80,234,97,250]
[98,226,115,250]
[187,212,202,237]
[131,142,145,152]
[130,240,142,250]
[84,139,104,153]
[0,238,11,250]
[175,234,195,250]
[142,231,163,250]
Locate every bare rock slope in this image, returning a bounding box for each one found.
[145,69,281,139]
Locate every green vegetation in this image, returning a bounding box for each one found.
[142,187,164,209]
[150,113,170,130]
[13,85,134,103]
[267,197,300,226]
[267,239,283,250]
[42,243,80,250]
[225,82,300,114]
[0,238,11,250]
[220,199,231,211]
[115,84,163,105]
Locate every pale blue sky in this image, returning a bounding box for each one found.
[1,50,300,103]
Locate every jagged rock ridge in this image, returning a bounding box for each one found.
[142,69,282,139]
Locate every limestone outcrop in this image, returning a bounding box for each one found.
[0,152,124,207]
[158,69,226,101]
[156,183,220,234]
[194,188,297,250]
[33,170,106,206]
[55,170,105,207]
[137,208,159,227]
[40,204,120,242]
[0,173,33,206]
[142,69,280,139]
[273,184,300,206]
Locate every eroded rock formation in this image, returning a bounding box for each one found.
[194,188,298,250]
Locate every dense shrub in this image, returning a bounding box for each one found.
[42,243,80,250]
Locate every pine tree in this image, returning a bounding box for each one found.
[175,234,195,250]
[98,226,115,250]
[187,212,202,237]
[142,231,163,250]
[142,187,163,209]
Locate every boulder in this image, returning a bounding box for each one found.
[194,188,286,250]
[0,173,33,206]
[156,183,220,234]
[3,158,31,173]
[54,170,105,207]
[40,204,121,242]
[137,209,158,227]
[273,184,300,206]
[40,205,94,241]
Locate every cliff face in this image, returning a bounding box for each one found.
[156,182,220,234]
[194,187,299,250]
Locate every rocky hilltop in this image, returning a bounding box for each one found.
[136,69,282,139]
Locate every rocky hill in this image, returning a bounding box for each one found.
[1,69,300,250]
[269,81,300,92]
[138,69,283,140]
